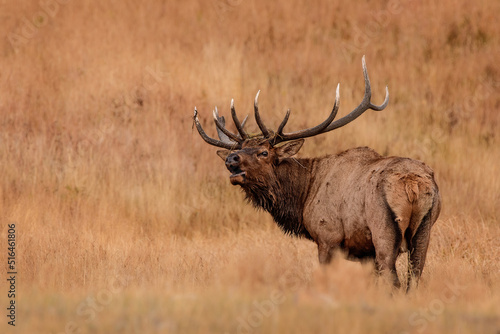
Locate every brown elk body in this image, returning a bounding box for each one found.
[193,57,441,289]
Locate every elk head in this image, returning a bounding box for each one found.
[193,56,389,188]
[216,138,305,186]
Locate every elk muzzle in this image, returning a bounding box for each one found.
[225,153,246,185]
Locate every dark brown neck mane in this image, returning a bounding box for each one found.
[241,157,316,239]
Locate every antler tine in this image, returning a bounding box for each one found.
[254,90,271,138]
[230,99,248,140]
[240,114,249,129]
[213,106,243,144]
[193,107,241,150]
[214,114,232,143]
[324,55,389,131]
[272,83,340,145]
[277,108,291,136]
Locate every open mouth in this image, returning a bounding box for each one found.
[228,167,246,185]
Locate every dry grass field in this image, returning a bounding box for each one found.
[0,0,499,333]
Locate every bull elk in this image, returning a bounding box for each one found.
[193,57,441,290]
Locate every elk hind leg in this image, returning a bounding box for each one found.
[372,211,403,289]
[406,194,440,292]
[407,212,434,290]
[375,249,401,289]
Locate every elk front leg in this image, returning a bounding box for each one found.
[317,242,336,264]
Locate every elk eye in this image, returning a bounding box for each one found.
[258,151,268,157]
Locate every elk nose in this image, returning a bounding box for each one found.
[226,153,240,167]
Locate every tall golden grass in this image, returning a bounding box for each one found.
[0,0,499,333]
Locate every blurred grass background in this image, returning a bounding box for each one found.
[0,0,499,333]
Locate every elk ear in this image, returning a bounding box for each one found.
[216,150,231,161]
[275,139,304,160]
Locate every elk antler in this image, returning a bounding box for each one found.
[213,107,243,144]
[193,107,242,150]
[271,55,389,145]
[231,99,249,140]
[324,56,389,131]
[270,84,340,145]
[253,90,270,138]
[193,100,249,150]
[193,56,389,149]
